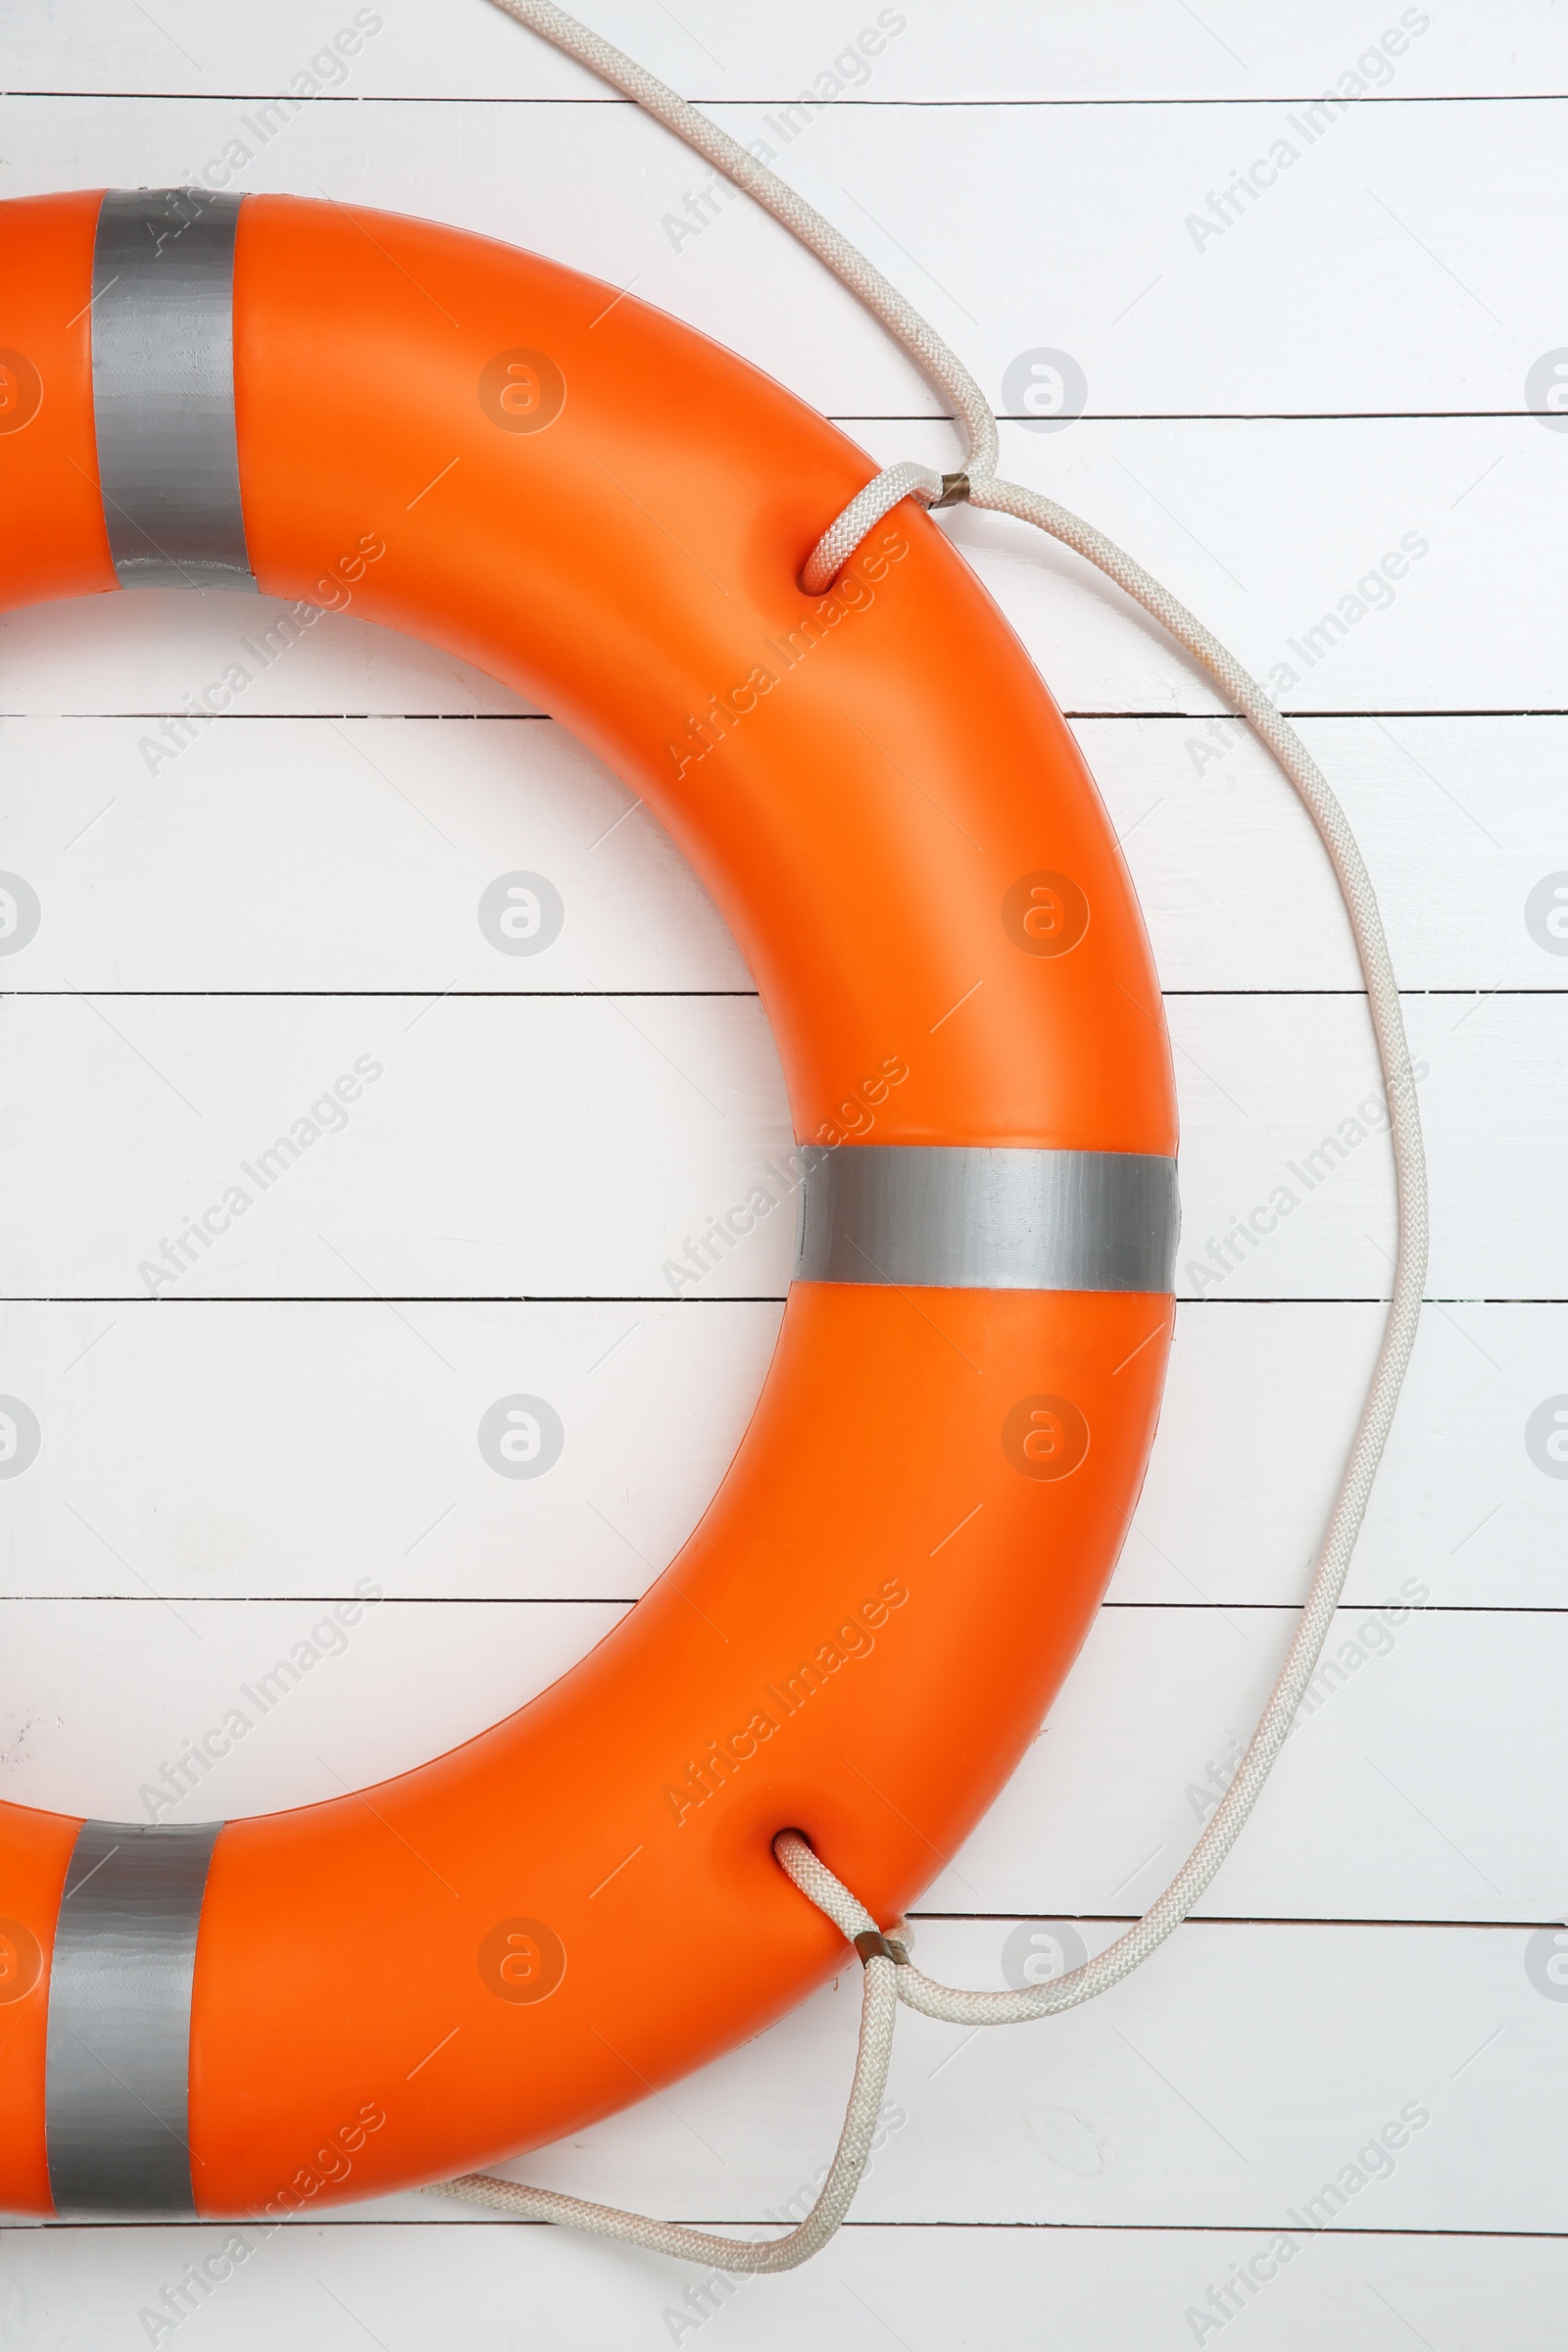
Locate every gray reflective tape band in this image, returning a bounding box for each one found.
[795,1145,1179,1292]
[46,1818,222,2216]
[91,188,255,591]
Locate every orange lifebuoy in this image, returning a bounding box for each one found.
[0,186,1177,2220]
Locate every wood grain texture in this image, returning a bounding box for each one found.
[1,1298,1561,1610]
[8,1,1566,104]
[2,713,1564,992]
[0,1596,1556,1926]
[0,82,1558,417]
[0,987,1560,1297]
[0,415,1553,714]
[3,2219,1563,2351]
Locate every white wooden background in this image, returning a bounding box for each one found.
[3,3,1566,2344]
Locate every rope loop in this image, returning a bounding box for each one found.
[800,461,944,594]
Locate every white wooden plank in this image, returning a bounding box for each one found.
[0,1596,625,1826]
[0,716,749,995]
[936,1604,1563,1922]
[2,2220,1560,2350]
[0,1914,1557,2231]
[921,416,1562,719]
[387,1915,1568,2229]
[0,420,1552,719]
[0,990,796,1298]
[755,88,1554,421]
[1164,988,1566,1303]
[1124,1301,1565,1610]
[0,1298,1561,1611]
[0,987,1558,1298]
[0,88,1555,416]
[9,0,1562,103]
[1079,714,1568,995]
[0,586,531,721]
[2,714,1563,995]
[0,1594,1553,1924]
[0,1299,787,1603]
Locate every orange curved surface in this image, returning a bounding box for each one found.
[0,191,1175,2217]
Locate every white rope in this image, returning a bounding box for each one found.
[450,0,1430,2255]
[482,0,999,503]
[430,1852,898,2270]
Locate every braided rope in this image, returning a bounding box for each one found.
[484,0,998,494]
[447,0,1430,2253]
[430,1850,898,2271]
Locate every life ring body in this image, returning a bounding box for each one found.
[0,188,1177,2220]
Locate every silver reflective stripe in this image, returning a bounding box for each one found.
[795,1145,1179,1292]
[91,188,254,591]
[46,1818,222,2217]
